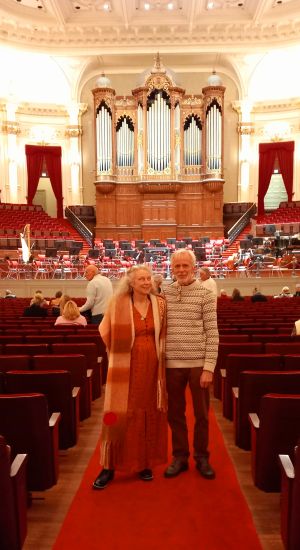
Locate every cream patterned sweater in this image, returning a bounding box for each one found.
[164,280,219,372]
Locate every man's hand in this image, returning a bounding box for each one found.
[200,370,213,388]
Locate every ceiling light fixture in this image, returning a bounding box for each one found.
[167,2,174,9]
[103,2,111,11]
[207,2,214,10]
[144,3,150,10]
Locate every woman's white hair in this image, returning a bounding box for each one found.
[115,264,155,296]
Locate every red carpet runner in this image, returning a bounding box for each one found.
[54,396,262,550]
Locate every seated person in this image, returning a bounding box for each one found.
[4,289,16,299]
[30,290,49,307]
[251,288,267,302]
[58,294,72,315]
[231,288,244,301]
[274,286,294,298]
[50,290,63,316]
[55,299,87,326]
[153,273,164,294]
[24,295,48,317]
[219,289,229,300]
[292,319,300,336]
[294,284,300,297]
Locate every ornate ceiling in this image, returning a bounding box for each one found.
[0,0,299,55]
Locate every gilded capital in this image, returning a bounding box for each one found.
[2,121,21,135]
[65,125,83,138]
[237,122,255,135]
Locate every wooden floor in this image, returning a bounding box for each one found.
[23,393,284,550]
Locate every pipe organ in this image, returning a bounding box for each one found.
[93,55,226,241]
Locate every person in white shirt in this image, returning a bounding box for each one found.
[79,265,113,325]
[199,267,217,298]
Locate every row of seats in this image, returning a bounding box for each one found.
[214,329,300,548]
[0,325,108,548]
[0,203,43,211]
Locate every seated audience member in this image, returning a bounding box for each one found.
[231,288,244,301]
[251,288,267,303]
[30,290,49,307]
[292,320,300,336]
[58,294,72,315]
[24,295,48,317]
[50,290,63,316]
[274,286,293,298]
[4,289,16,298]
[294,284,300,297]
[219,289,229,300]
[153,273,164,294]
[55,299,87,326]
[199,267,217,297]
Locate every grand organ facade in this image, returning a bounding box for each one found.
[93,56,225,241]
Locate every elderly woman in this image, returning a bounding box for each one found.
[93,265,167,489]
[55,299,87,326]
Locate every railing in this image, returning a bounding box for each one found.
[227,203,257,245]
[65,207,93,248]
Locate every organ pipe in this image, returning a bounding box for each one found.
[147,90,170,172]
[116,116,134,167]
[206,100,222,172]
[96,102,112,173]
[184,115,202,166]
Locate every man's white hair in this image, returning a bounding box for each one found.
[170,249,196,267]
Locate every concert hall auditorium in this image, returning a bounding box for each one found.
[0,1,300,549]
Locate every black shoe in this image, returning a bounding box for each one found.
[93,469,114,489]
[164,458,189,478]
[139,469,153,481]
[196,458,215,479]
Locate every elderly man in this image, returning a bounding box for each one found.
[164,250,219,479]
[79,265,113,325]
[199,267,217,298]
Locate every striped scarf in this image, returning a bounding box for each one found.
[99,292,166,466]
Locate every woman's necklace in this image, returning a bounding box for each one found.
[133,297,149,320]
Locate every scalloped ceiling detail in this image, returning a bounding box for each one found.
[0,0,299,52]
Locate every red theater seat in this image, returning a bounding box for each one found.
[33,355,92,420]
[4,344,49,356]
[0,393,60,491]
[279,441,300,550]
[0,435,28,550]
[249,393,300,492]
[52,343,101,399]
[5,371,80,450]
[214,342,264,399]
[0,356,31,373]
[222,353,281,420]
[234,370,300,450]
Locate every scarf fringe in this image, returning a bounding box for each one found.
[157,380,167,412]
[100,440,123,469]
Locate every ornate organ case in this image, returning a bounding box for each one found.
[93,56,225,241]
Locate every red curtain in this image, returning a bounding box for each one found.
[25,145,44,206]
[258,141,294,215]
[25,145,63,218]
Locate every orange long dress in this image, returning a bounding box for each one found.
[115,303,168,472]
